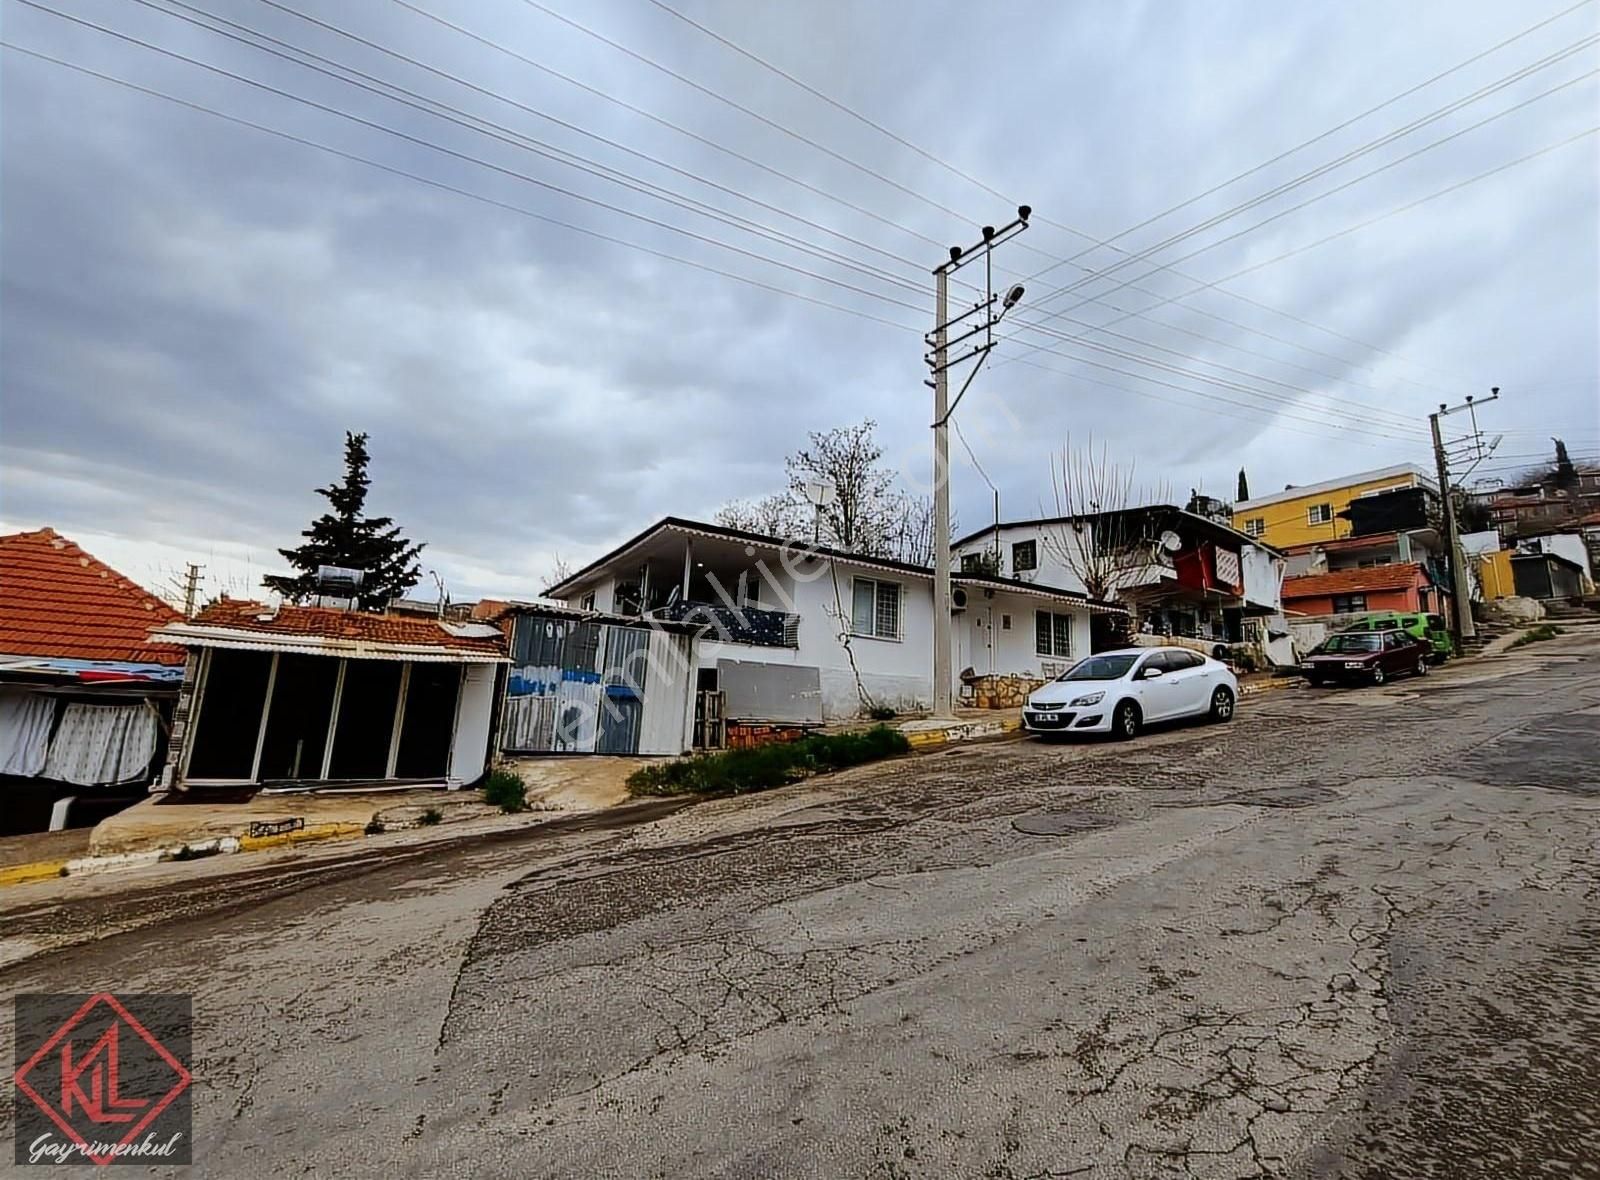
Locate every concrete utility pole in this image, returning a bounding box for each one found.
[181,562,202,620]
[1430,387,1501,646]
[926,207,1031,716]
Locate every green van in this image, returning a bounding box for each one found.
[1337,612,1452,660]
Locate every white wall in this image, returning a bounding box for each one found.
[957,591,1091,682]
[1240,544,1284,612]
[1460,529,1501,555]
[952,523,1093,593]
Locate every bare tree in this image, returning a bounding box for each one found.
[784,420,900,554]
[713,493,804,538]
[879,492,946,566]
[1041,437,1169,600]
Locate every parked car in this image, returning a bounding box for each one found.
[1303,628,1431,686]
[1337,611,1453,661]
[1023,647,1239,740]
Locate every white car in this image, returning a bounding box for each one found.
[1023,646,1239,739]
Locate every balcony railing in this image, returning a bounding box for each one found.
[651,600,799,648]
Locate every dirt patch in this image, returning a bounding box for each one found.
[1011,810,1122,836]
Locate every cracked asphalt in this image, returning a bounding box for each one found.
[3,629,1598,1178]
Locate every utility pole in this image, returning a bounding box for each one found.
[1429,387,1501,647]
[926,206,1031,716]
[181,562,202,619]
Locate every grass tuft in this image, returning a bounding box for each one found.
[483,768,529,813]
[1508,624,1565,649]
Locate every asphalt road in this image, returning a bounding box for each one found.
[3,630,1598,1178]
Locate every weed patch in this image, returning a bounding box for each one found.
[627,725,910,797]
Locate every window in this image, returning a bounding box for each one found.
[1307,503,1334,525]
[579,591,596,611]
[960,552,985,573]
[1001,614,1012,631]
[1244,517,1265,538]
[1035,610,1073,658]
[1332,593,1368,613]
[851,577,901,639]
[1011,539,1038,573]
[1165,649,1204,670]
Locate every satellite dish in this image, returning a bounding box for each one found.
[1158,530,1183,553]
[801,478,837,508]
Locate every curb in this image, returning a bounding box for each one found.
[1240,678,1302,698]
[1,820,374,890]
[0,860,69,888]
[902,717,1023,749]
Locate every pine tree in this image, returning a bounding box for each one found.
[1237,467,1250,501]
[263,432,424,610]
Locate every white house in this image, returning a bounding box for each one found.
[952,506,1286,647]
[542,517,1125,726]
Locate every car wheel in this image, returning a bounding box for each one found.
[1372,666,1386,685]
[1112,700,1141,740]
[1415,657,1429,677]
[1209,686,1235,722]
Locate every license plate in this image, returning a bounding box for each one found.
[1035,712,1058,722]
[1344,661,1364,669]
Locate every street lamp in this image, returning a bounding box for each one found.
[925,205,1031,718]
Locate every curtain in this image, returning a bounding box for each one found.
[40,702,159,786]
[0,692,57,777]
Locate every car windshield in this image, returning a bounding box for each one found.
[1323,633,1382,653]
[1057,654,1141,681]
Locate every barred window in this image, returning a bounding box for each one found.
[851,578,901,639]
[1035,610,1073,658]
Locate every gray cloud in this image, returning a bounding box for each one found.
[3,0,1596,600]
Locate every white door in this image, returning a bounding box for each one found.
[1166,650,1214,715]
[1135,652,1185,720]
[449,663,497,783]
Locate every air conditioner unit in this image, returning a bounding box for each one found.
[951,586,969,611]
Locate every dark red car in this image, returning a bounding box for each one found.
[1304,628,1431,687]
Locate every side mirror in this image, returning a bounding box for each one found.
[1141,666,1164,679]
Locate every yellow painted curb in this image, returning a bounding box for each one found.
[236,821,366,852]
[905,717,1022,749]
[0,860,68,888]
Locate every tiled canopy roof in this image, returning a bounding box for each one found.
[0,528,183,665]
[1281,563,1425,599]
[172,600,507,656]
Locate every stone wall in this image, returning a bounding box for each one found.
[960,674,1046,710]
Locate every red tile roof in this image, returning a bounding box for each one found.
[1282,563,1426,600]
[183,600,506,655]
[0,528,184,665]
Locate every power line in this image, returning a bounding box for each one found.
[1021,2,1600,285]
[412,0,1494,406]
[11,0,944,317]
[0,40,927,333]
[630,0,1580,394]
[123,0,936,301]
[159,0,945,290]
[639,0,1516,391]
[1012,51,1600,346]
[94,0,1438,438]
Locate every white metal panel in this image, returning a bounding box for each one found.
[449,664,497,782]
[637,631,695,755]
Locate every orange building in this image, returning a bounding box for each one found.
[1280,563,1436,618]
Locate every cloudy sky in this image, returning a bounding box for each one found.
[3,0,1597,604]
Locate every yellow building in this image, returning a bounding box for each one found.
[1232,464,1438,550]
